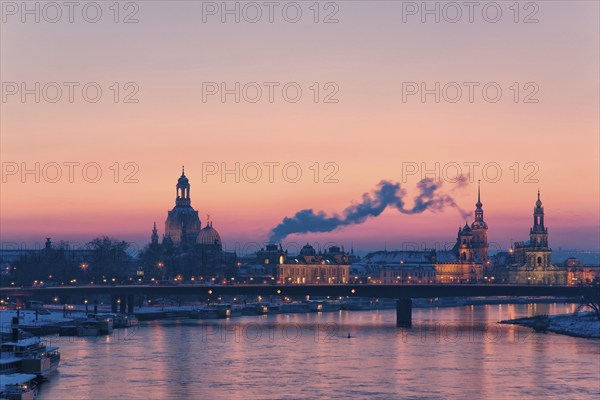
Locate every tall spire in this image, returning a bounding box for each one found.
[531,190,547,243]
[476,179,482,209]
[474,180,484,222]
[182,165,185,176]
[151,222,159,245]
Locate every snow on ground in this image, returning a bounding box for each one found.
[0,310,75,332]
[546,312,600,338]
[135,305,207,313]
[502,312,600,339]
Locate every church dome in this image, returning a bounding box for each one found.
[300,243,317,257]
[471,220,488,230]
[198,223,222,246]
[178,174,189,185]
[165,206,201,244]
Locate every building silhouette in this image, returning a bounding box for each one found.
[164,167,202,245]
[141,168,236,280]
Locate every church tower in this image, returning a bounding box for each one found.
[528,191,551,268]
[470,180,489,261]
[457,223,475,262]
[530,190,548,248]
[508,191,563,285]
[151,222,159,245]
[165,167,202,245]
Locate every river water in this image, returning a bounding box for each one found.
[38,303,599,399]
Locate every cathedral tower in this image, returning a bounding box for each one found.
[470,180,489,261]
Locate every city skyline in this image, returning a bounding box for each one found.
[2,166,598,255]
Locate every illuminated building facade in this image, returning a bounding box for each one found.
[277,244,350,284]
[508,191,567,285]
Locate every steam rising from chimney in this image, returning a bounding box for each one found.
[268,178,470,242]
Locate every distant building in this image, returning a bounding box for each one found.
[508,191,567,285]
[0,238,92,265]
[489,251,513,283]
[434,249,484,283]
[564,258,600,285]
[277,243,350,284]
[352,250,436,284]
[256,243,287,275]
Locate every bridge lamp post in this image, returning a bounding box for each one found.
[157,262,165,281]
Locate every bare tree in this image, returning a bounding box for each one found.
[575,278,600,320]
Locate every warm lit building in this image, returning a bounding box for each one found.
[380,264,436,284]
[508,191,567,285]
[434,250,484,283]
[433,182,488,283]
[277,263,349,284]
[564,258,600,285]
[277,244,350,284]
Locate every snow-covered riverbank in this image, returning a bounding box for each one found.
[501,312,600,338]
[0,309,75,333]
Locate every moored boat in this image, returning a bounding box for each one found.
[112,314,139,328]
[342,298,374,311]
[0,338,60,379]
[189,308,220,320]
[0,373,38,400]
[0,356,22,375]
[216,304,242,318]
[280,302,310,313]
[241,303,269,315]
[309,300,341,312]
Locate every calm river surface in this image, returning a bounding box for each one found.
[38,303,599,400]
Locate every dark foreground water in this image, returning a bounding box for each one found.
[38,303,600,400]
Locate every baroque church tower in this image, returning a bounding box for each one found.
[509,191,565,285]
[455,181,489,263]
[470,180,489,262]
[165,167,202,245]
[525,190,551,267]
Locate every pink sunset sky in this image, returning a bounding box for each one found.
[1,1,599,252]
